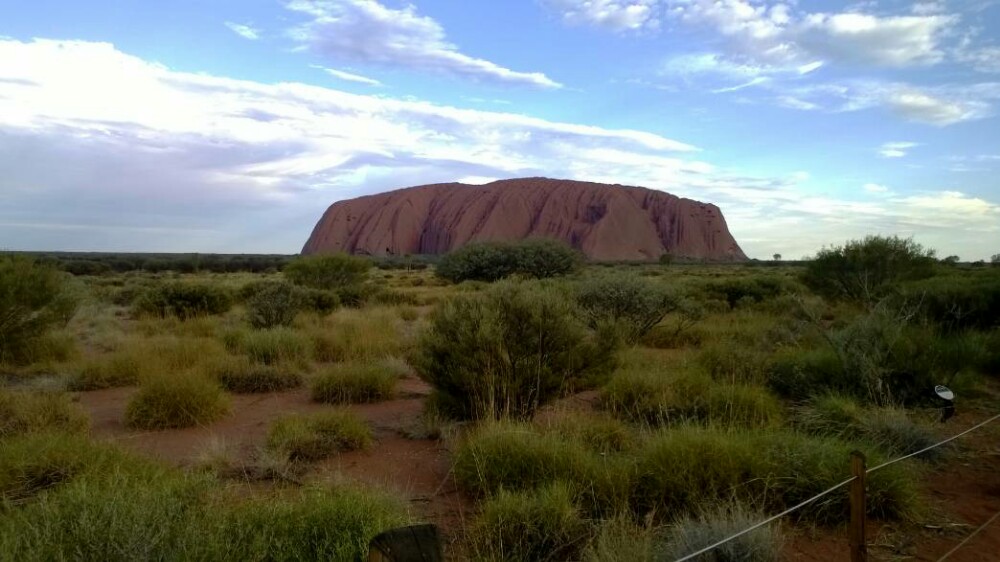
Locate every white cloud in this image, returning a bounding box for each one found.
[878,141,919,158]
[798,12,957,67]
[314,65,382,86]
[224,22,260,40]
[863,183,890,193]
[956,46,1000,73]
[286,0,561,88]
[886,89,986,125]
[542,0,660,31]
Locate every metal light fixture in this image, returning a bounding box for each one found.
[934,385,955,422]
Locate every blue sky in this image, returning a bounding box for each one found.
[1,0,998,259]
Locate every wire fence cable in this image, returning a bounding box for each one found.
[934,506,1000,562]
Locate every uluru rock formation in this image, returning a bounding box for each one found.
[302,178,747,262]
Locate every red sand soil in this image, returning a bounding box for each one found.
[75,382,1000,561]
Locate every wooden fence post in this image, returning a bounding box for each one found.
[850,451,868,562]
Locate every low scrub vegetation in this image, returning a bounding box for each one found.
[435,239,581,283]
[284,253,372,290]
[576,272,697,345]
[132,281,233,320]
[243,280,303,328]
[222,327,313,366]
[266,410,372,461]
[0,255,78,364]
[0,390,89,438]
[802,235,936,303]
[659,503,783,562]
[124,373,230,430]
[208,355,302,393]
[414,281,618,420]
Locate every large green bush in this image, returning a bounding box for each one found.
[0,256,78,363]
[576,273,698,345]
[802,235,937,303]
[435,239,581,283]
[284,254,371,290]
[414,281,618,420]
[899,270,1000,332]
[132,282,232,320]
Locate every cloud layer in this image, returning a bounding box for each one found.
[287,0,561,88]
[0,38,997,259]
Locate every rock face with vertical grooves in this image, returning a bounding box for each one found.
[302,177,747,261]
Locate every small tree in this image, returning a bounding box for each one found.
[992,254,1000,267]
[284,254,371,290]
[773,253,782,261]
[801,235,937,303]
[0,256,78,363]
[941,255,960,266]
[413,281,618,420]
[245,281,303,329]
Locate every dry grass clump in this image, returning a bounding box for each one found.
[470,483,589,562]
[306,308,404,362]
[536,410,635,454]
[69,336,228,391]
[123,373,230,430]
[205,355,302,394]
[310,360,401,404]
[68,350,143,390]
[266,410,372,461]
[658,503,783,562]
[222,327,313,367]
[0,389,89,438]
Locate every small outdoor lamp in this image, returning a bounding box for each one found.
[934,385,955,422]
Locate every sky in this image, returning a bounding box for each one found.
[1,0,998,260]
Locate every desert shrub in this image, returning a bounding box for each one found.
[369,289,421,306]
[0,256,78,363]
[244,281,303,328]
[284,254,371,290]
[766,347,844,400]
[704,276,789,308]
[658,503,782,562]
[796,394,940,459]
[266,411,372,461]
[899,270,1000,332]
[200,487,409,561]
[16,330,79,364]
[601,367,783,429]
[132,281,232,320]
[802,235,937,303]
[222,327,312,366]
[576,273,697,345]
[414,281,618,420]
[208,355,302,393]
[632,427,918,523]
[298,287,341,314]
[582,516,656,562]
[435,239,581,283]
[308,309,402,362]
[470,483,589,562]
[0,390,89,438]
[68,351,143,390]
[311,361,399,404]
[398,306,419,322]
[124,373,230,430]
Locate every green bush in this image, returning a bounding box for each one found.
[698,340,772,385]
[124,373,230,430]
[470,483,589,562]
[802,235,937,303]
[576,273,695,345]
[0,390,89,438]
[704,276,789,308]
[266,411,372,461]
[311,361,399,404]
[414,281,618,420]
[132,282,232,320]
[536,411,635,454]
[435,239,581,283]
[208,355,302,393]
[899,270,1000,332]
[0,256,78,363]
[244,281,303,328]
[658,504,782,562]
[284,254,371,290]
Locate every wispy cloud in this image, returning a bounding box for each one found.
[224,22,260,40]
[879,141,919,158]
[542,0,660,32]
[286,0,561,88]
[313,65,382,86]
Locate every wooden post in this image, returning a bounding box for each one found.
[850,451,868,562]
